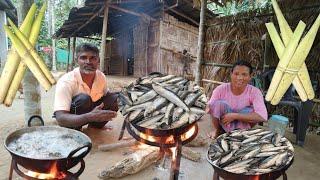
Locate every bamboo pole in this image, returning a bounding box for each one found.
[3,26,51,91]
[265,21,306,102]
[271,0,314,101]
[271,14,320,105]
[202,79,224,85]
[265,23,308,102]
[4,2,48,106]
[7,18,56,85]
[0,4,36,104]
[195,0,207,85]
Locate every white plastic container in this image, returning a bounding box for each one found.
[268,115,289,136]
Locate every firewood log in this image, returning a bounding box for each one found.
[182,147,201,162]
[98,139,138,151]
[98,147,160,179]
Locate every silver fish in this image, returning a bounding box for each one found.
[224,159,253,170]
[170,112,189,128]
[164,77,184,84]
[162,103,174,125]
[137,114,164,127]
[220,139,229,152]
[128,109,144,122]
[152,75,176,83]
[255,151,279,157]
[129,91,144,102]
[242,136,260,144]
[134,90,157,105]
[243,128,263,136]
[260,146,288,152]
[259,154,280,169]
[144,97,168,117]
[190,107,206,114]
[124,102,152,114]
[184,92,202,106]
[152,83,190,112]
[220,150,234,164]
[172,107,184,121]
[242,147,260,160]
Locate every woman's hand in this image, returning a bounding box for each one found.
[222,113,237,125]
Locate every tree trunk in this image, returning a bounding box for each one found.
[195,0,207,85]
[18,0,42,124]
[50,0,57,71]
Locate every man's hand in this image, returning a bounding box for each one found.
[221,113,237,125]
[89,103,117,122]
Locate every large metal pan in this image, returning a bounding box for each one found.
[206,133,294,180]
[4,126,92,173]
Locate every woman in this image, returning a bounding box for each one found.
[207,60,268,139]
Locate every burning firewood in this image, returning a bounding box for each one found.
[98,147,160,179]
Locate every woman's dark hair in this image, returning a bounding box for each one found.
[76,43,99,57]
[232,60,253,74]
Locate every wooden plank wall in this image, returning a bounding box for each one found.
[133,13,198,77]
[158,13,198,76]
[109,30,129,75]
[133,21,149,77]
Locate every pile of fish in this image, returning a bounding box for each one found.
[207,128,294,175]
[118,73,207,130]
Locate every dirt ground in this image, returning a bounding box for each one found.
[0,74,320,180]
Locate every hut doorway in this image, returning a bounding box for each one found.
[108,29,134,76]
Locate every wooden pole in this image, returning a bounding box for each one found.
[66,38,71,72]
[195,0,207,85]
[71,37,76,70]
[108,4,156,21]
[165,8,199,26]
[100,2,110,73]
[202,79,223,85]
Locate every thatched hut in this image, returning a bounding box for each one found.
[54,0,215,77]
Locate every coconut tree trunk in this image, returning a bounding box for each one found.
[50,0,57,71]
[18,0,42,124]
